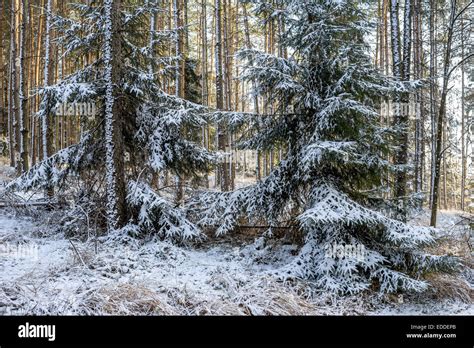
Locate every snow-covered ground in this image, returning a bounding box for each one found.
[0,211,352,315]
[0,164,472,315]
[0,208,471,315]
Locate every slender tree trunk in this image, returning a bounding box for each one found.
[174,0,181,96]
[242,2,260,181]
[402,0,411,81]
[430,0,457,227]
[222,0,235,190]
[390,0,408,220]
[442,119,448,209]
[429,0,438,208]
[148,0,155,76]
[104,0,126,230]
[8,0,17,168]
[460,15,466,210]
[215,0,229,191]
[43,0,54,195]
[201,0,209,188]
[41,3,52,153]
[413,0,421,196]
[174,0,186,202]
[390,0,402,78]
[201,0,208,107]
[18,0,29,173]
[0,0,4,138]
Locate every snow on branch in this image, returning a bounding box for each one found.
[127,181,202,241]
[299,181,435,248]
[189,159,297,235]
[5,133,96,192]
[301,141,357,169]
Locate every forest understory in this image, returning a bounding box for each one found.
[0,163,472,315]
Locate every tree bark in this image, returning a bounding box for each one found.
[390,0,408,220]
[8,0,17,168]
[428,0,438,208]
[242,2,261,181]
[18,0,29,173]
[201,0,210,188]
[104,0,127,230]
[460,15,466,210]
[215,0,229,191]
[430,0,457,227]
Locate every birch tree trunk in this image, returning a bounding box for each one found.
[390,0,408,220]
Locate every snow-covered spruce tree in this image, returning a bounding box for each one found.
[190,0,459,293]
[6,0,214,240]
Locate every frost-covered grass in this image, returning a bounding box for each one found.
[0,207,472,315]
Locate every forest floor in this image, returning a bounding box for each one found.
[0,163,472,315]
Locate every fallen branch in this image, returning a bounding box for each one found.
[0,201,67,208]
[207,224,295,230]
[68,239,88,268]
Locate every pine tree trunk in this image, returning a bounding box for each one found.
[42,0,54,196]
[29,1,36,167]
[148,0,155,76]
[104,0,126,230]
[460,15,466,210]
[215,0,229,191]
[8,0,17,168]
[174,0,186,202]
[201,0,209,188]
[242,2,260,181]
[18,0,29,173]
[223,0,235,190]
[0,0,4,139]
[428,0,438,208]
[414,0,426,197]
[430,0,456,227]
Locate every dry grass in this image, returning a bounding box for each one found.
[428,234,472,258]
[79,279,322,315]
[422,229,473,303]
[424,274,473,303]
[72,275,374,316]
[83,283,179,315]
